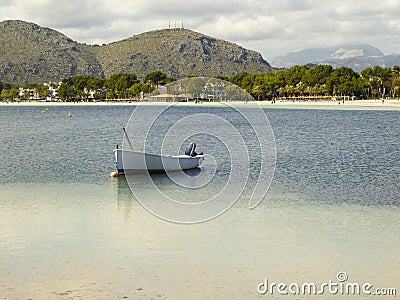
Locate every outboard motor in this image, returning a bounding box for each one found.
[185,142,197,156]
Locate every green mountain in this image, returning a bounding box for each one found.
[0,20,272,85]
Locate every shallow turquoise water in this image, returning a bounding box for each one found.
[0,105,399,299]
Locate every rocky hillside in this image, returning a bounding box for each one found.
[0,20,272,85]
[93,28,272,79]
[0,20,102,85]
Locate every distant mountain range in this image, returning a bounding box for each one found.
[0,20,272,85]
[270,44,400,72]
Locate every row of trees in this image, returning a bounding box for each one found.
[58,71,174,101]
[227,65,400,100]
[54,71,176,101]
[1,66,400,101]
[0,71,175,101]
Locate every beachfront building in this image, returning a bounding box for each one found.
[18,87,39,100]
[43,81,62,101]
[199,82,226,101]
[145,93,188,102]
[145,80,230,102]
[83,87,96,100]
[16,82,61,101]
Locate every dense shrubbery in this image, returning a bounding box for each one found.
[1,66,399,101]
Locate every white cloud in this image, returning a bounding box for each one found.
[0,0,399,59]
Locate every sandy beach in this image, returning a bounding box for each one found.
[1,99,400,110]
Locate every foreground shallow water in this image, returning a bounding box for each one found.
[0,105,398,299]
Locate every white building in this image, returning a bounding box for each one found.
[43,81,62,101]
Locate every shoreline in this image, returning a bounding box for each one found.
[1,99,400,110]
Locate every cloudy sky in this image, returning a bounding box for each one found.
[1,0,399,59]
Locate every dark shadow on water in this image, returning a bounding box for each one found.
[183,168,202,177]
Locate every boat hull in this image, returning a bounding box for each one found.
[114,149,204,174]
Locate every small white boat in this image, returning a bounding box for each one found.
[114,149,204,174]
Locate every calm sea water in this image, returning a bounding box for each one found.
[0,104,399,299]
